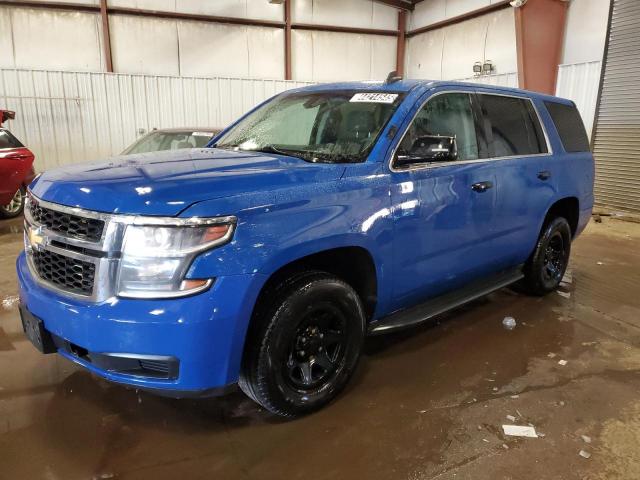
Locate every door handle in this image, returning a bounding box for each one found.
[471,181,493,193]
[537,170,551,181]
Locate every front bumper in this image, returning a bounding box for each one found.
[17,251,265,396]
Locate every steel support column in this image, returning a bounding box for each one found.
[514,0,568,94]
[99,0,113,73]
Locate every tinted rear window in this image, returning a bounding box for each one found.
[0,129,23,149]
[480,94,548,157]
[544,101,590,152]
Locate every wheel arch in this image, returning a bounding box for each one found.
[543,196,580,237]
[253,245,379,323]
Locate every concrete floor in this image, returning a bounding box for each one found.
[1,216,640,480]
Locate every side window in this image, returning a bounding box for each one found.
[480,95,547,157]
[544,101,590,152]
[0,129,24,149]
[399,93,479,161]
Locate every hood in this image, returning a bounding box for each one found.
[30,148,346,216]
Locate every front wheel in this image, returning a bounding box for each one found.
[521,217,572,295]
[0,187,26,219]
[239,272,366,417]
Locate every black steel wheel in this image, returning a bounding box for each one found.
[239,271,365,417]
[521,216,572,295]
[285,306,349,391]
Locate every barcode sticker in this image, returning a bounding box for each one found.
[350,93,398,104]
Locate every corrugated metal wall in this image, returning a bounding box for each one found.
[556,61,602,138]
[591,0,640,213]
[0,68,313,171]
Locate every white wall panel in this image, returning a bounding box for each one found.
[0,68,314,171]
[0,9,15,68]
[111,16,285,79]
[178,21,246,78]
[0,7,104,72]
[406,29,445,79]
[561,0,609,65]
[293,0,397,30]
[246,26,285,78]
[445,0,492,19]
[556,61,601,138]
[372,2,399,30]
[440,15,486,79]
[292,30,395,82]
[409,0,506,30]
[108,0,284,21]
[108,0,175,10]
[482,7,517,74]
[370,36,397,79]
[407,8,516,81]
[110,15,179,76]
[178,0,283,22]
[409,0,446,29]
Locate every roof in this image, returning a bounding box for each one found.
[300,79,426,93]
[291,79,574,104]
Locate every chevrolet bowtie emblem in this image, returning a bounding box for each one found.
[28,226,46,251]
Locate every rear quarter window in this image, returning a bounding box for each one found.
[0,129,24,149]
[544,101,590,152]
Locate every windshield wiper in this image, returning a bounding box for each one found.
[244,145,319,163]
[215,144,359,164]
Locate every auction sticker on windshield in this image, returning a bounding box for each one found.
[350,93,398,103]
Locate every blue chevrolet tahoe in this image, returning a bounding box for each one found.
[17,78,594,417]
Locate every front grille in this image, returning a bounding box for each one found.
[32,249,96,296]
[30,200,104,242]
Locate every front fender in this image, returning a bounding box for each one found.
[183,164,394,314]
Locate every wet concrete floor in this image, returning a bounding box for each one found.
[1,215,640,479]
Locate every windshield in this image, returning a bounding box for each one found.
[214,90,404,163]
[123,131,215,155]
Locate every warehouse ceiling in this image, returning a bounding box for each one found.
[374,0,425,11]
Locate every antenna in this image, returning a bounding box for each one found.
[385,71,402,84]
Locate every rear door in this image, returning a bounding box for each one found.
[475,92,555,266]
[0,129,35,204]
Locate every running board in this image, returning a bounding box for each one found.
[368,267,524,335]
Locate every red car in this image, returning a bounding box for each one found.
[0,110,35,219]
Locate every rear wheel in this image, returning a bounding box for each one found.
[239,272,365,417]
[0,187,26,219]
[521,217,572,295]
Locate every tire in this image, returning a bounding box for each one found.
[0,186,26,219]
[521,217,572,296]
[239,271,366,417]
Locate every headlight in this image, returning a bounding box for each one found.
[116,218,235,298]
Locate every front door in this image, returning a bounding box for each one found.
[389,90,501,311]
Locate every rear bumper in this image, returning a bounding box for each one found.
[17,251,265,396]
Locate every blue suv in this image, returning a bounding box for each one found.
[17,79,594,417]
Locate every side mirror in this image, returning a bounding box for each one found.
[0,110,15,126]
[396,135,457,166]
